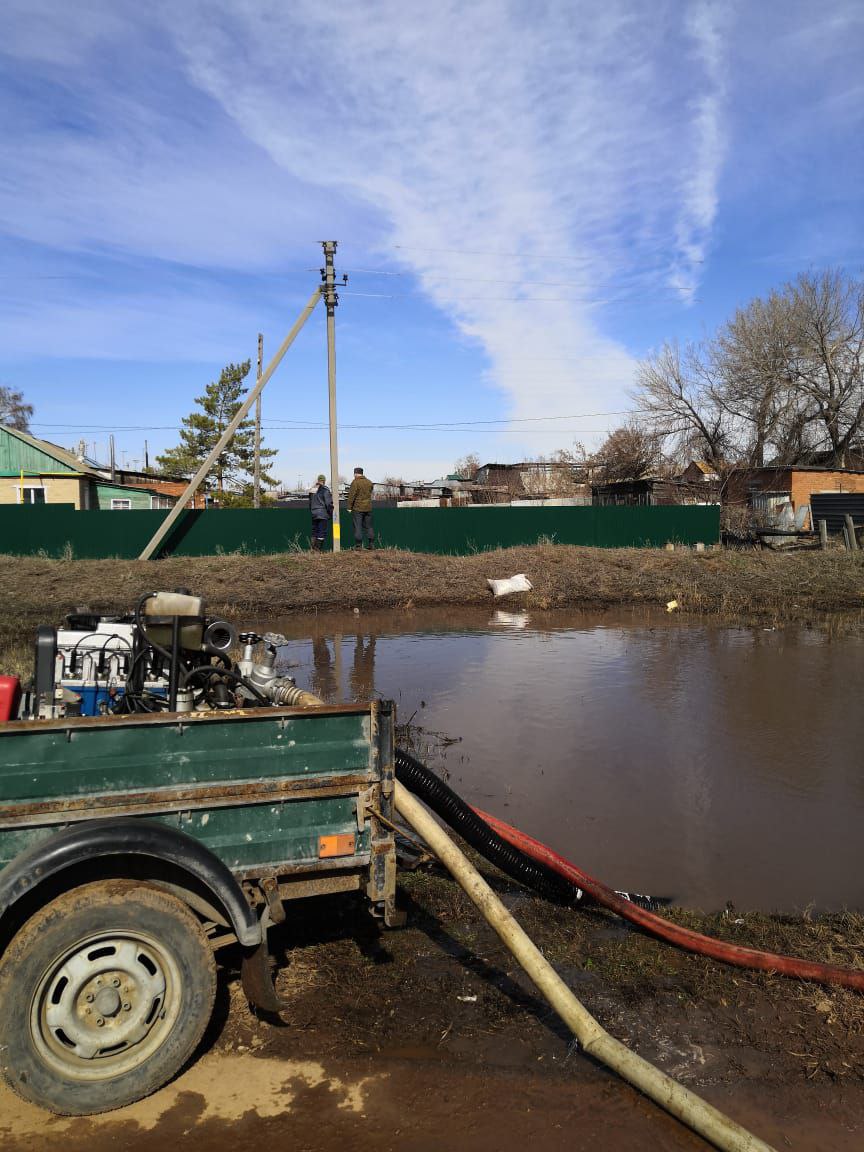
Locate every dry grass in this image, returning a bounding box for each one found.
[1,544,863,617]
[1,545,862,679]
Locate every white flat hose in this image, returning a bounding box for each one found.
[394,782,777,1152]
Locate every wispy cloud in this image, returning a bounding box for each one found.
[11,0,862,468]
[159,0,733,437]
[669,1,731,299]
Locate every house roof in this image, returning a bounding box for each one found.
[688,460,718,475]
[0,424,102,477]
[730,464,864,476]
[479,460,575,471]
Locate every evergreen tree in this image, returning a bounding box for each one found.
[156,361,277,497]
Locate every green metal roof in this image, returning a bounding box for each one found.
[0,425,101,477]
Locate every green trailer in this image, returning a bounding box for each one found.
[0,700,399,1115]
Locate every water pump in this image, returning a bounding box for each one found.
[22,591,302,719]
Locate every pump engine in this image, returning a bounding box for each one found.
[22,591,304,720]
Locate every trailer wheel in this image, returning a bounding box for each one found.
[0,880,216,1115]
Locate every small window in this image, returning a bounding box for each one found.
[150,495,174,509]
[18,486,46,504]
[110,498,132,510]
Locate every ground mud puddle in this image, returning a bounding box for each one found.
[254,606,864,913]
[2,1046,859,1152]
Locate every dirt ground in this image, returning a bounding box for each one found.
[2,869,863,1152]
[1,547,862,1148]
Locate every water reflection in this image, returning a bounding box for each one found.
[350,634,377,701]
[311,635,338,703]
[250,607,864,913]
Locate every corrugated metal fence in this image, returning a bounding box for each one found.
[810,492,864,534]
[0,504,719,559]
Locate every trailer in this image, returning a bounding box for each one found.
[0,699,399,1115]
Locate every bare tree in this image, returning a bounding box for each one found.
[712,292,809,466]
[634,341,730,467]
[638,269,864,470]
[786,270,864,466]
[453,452,481,480]
[0,385,33,431]
[378,475,405,498]
[593,421,663,482]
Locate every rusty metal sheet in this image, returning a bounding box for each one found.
[0,771,376,829]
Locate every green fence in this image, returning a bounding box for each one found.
[0,504,719,559]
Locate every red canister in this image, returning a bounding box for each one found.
[0,676,21,722]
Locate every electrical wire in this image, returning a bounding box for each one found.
[31,410,630,433]
[341,289,696,303]
[328,267,685,290]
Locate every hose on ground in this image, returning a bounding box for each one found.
[394,748,864,992]
[394,748,578,905]
[476,806,864,992]
[395,781,777,1152]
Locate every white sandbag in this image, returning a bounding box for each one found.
[486,573,533,598]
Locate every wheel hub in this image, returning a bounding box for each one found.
[92,984,122,1019]
[31,932,179,1080]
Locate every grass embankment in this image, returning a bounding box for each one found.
[1,545,863,676]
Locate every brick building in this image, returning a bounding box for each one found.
[724,466,864,520]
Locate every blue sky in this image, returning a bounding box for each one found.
[1,1,862,486]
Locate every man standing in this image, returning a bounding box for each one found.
[347,466,375,549]
[309,473,333,551]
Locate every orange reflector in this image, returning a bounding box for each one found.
[318,833,356,858]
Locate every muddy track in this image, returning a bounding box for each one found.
[3,871,861,1150]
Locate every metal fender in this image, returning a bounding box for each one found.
[0,818,262,947]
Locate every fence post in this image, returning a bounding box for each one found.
[818,519,828,550]
[844,514,859,552]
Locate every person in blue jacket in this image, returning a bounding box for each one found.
[309,474,333,551]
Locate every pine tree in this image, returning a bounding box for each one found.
[156,361,277,497]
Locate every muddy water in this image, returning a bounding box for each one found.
[256,607,864,913]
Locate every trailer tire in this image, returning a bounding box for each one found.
[0,880,216,1115]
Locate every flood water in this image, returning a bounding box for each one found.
[252,607,864,913]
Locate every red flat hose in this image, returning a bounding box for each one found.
[474,807,864,992]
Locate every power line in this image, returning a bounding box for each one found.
[267,409,629,428]
[341,289,696,303]
[30,409,629,434]
[330,267,683,289]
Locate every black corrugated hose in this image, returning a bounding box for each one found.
[394,748,581,905]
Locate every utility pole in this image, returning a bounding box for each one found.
[144,440,149,470]
[109,434,116,482]
[138,286,321,560]
[254,333,263,508]
[322,240,341,551]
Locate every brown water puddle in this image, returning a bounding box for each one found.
[252,606,864,913]
[1,1046,859,1152]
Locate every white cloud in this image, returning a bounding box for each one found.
[1,0,739,453]
[668,1,731,299]
[162,0,733,442]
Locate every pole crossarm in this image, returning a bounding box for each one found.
[138,286,322,560]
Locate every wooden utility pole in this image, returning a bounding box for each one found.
[138,286,322,560]
[254,332,263,508]
[322,241,341,552]
[109,434,116,482]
